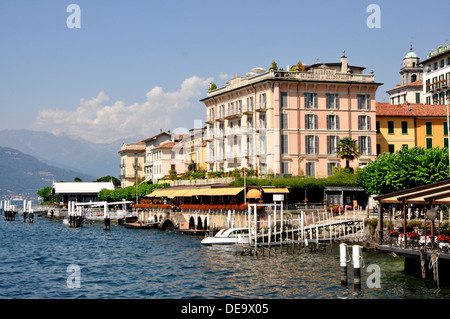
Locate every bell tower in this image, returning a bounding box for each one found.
[400,44,422,86]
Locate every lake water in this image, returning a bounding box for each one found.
[1,214,449,301]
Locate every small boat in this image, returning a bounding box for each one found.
[123,222,154,229]
[200,227,250,246]
[62,218,68,225]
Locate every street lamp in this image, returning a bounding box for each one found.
[447,98,450,176]
[134,153,138,205]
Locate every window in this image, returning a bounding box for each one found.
[280,92,288,108]
[402,121,408,134]
[444,122,448,136]
[327,115,339,130]
[327,136,339,154]
[426,138,433,149]
[388,144,395,154]
[358,136,371,155]
[376,144,381,155]
[327,162,340,176]
[305,114,318,129]
[281,162,289,174]
[358,115,371,131]
[259,134,267,155]
[357,95,370,110]
[305,135,318,154]
[445,138,449,148]
[416,92,420,103]
[388,121,394,134]
[305,93,317,109]
[280,134,288,154]
[426,122,432,135]
[237,100,242,114]
[280,113,288,129]
[259,93,266,109]
[247,136,253,156]
[326,94,339,109]
[259,114,266,129]
[306,162,315,177]
[247,97,253,112]
[376,121,380,133]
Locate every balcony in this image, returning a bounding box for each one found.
[205,115,215,124]
[256,103,267,112]
[243,104,254,114]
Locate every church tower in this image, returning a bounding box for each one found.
[400,44,422,85]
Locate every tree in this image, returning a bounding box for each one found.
[95,175,121,187]
[336,137,360,169]
[270,60,278,71]
[37,186,52,202]
[74,177,82,182]
[360,146,449,195]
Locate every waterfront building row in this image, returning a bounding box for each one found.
[119,45,450,186]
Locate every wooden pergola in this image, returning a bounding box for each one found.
[374,178,450,248]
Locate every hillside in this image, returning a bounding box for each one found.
[0,129,143,177]
[0,146,96,200]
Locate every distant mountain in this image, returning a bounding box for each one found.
[0,146,96,200]
[0,129,145,178]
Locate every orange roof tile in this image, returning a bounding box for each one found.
[376,102,448,117]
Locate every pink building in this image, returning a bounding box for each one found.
[201,53,382,177]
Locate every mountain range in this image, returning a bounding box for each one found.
[0,129,145,178]
[0,146,96,199]
[0,129,146,199]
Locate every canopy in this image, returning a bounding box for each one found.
[262,187,289,194]
[246,189,261,199]
[146,187,244,198]
[374,178,450,205]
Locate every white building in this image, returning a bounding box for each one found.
[52,181,115,203]
[421,43,450,105]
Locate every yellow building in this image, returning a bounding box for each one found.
[184,127,207,172]
[118,141,146,188]
[376,103,449,154]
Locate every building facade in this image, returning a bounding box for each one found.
[421,43,450,105]
[201,53,382,177]
[119,141,146,188]
[376,102,449,155]
[142,131,173,183]
[183,127,207,172]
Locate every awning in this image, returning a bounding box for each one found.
[262,187,289,194]
[209,187,244,196]
[246,189,261,199]
[375,179,450,204]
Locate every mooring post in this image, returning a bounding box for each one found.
[340,243,348,286]
[353,245,362,289]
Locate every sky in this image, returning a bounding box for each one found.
[0,0,449,144]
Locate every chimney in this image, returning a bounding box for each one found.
[341,50,348,74]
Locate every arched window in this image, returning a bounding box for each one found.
[411,74,417,82]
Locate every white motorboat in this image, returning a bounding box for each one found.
[200,228,250,246]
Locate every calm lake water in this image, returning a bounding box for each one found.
[0,214,449,300]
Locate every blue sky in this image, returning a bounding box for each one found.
[0,0,449,143]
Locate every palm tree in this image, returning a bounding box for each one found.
[336,137,360,169]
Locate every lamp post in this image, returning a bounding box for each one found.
[134,153,138,205]
[447,98,450,176]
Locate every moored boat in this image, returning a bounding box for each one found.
[200,227,250,245]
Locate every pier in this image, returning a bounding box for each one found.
[375,178,450,285]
